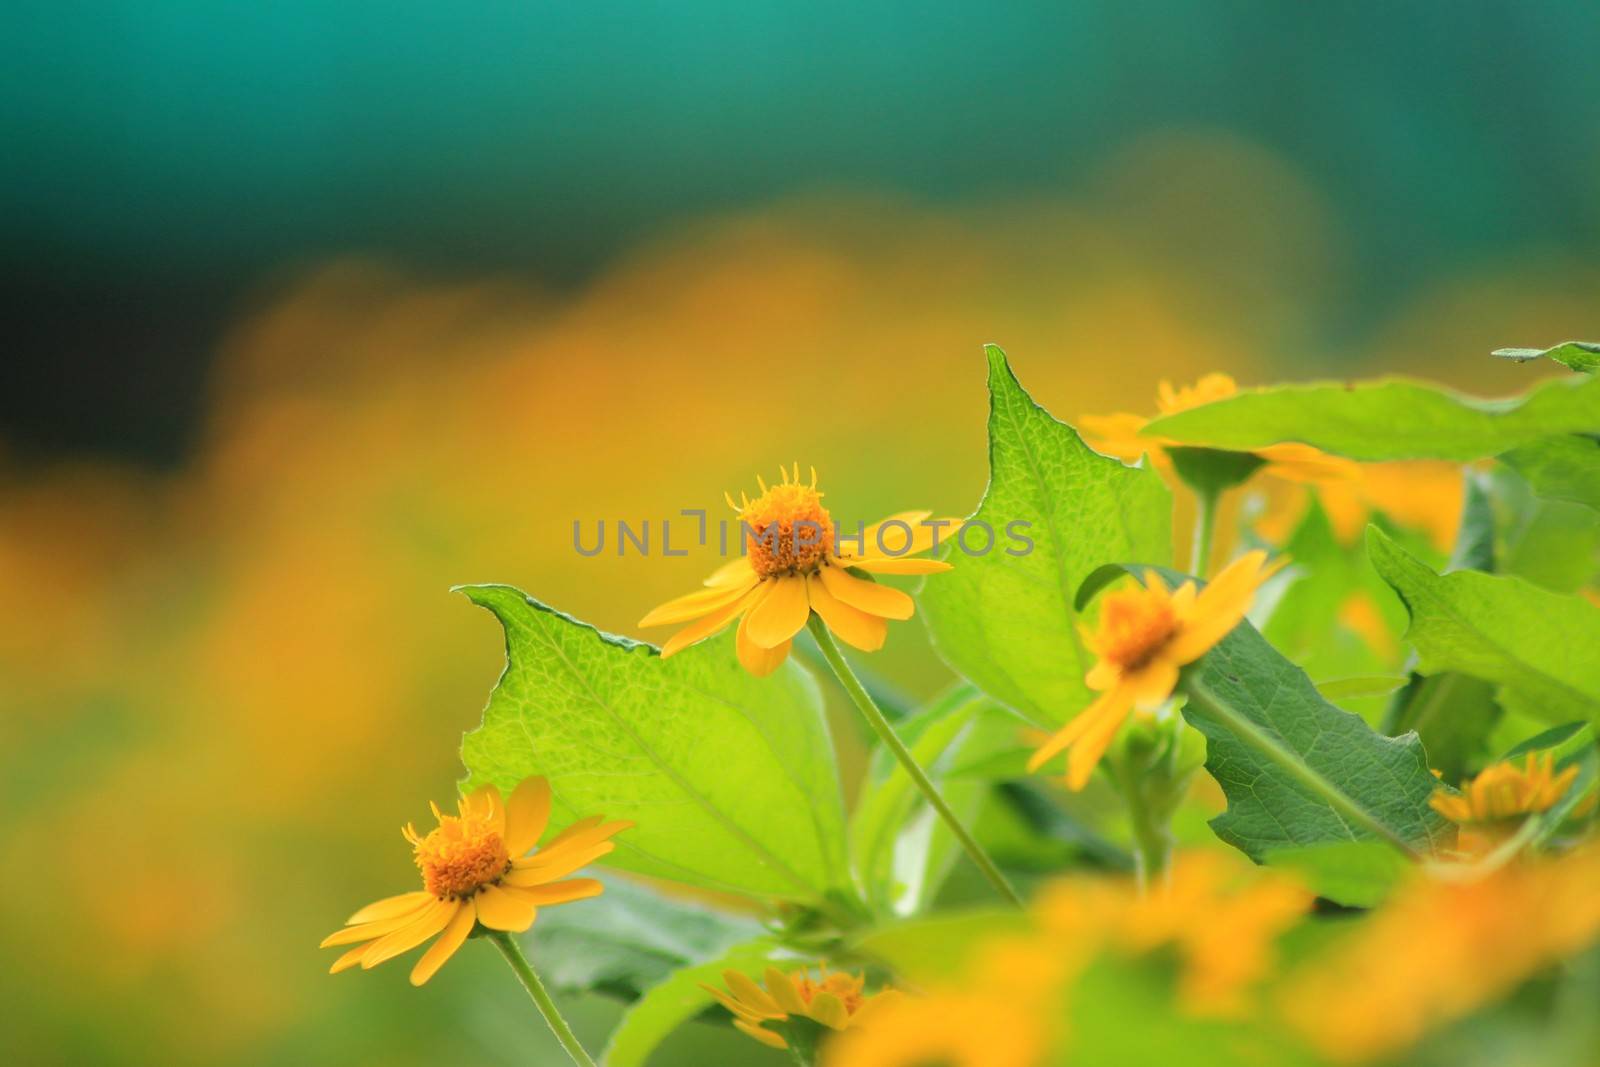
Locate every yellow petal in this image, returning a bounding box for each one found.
[361,898,458,968]
[818,564,914,620]
[807,990,850,1029]
[764,969,807,1013]
[744,575,809,648]
[733,1020,789,1049]
[659,588,753,657]
[1166,550,1279,663]
[507,842,615,884]
[1126,658,1180,709]
[847,557,953,576]
[725,970,785,1017]
[329,943,372,974]
[639,580,754,627]
[501,878,604,906]
[1066,698,1133,791]
[1027,683,1133,774]
[345,890,434,926]
[409,901,475,986]
[807,573,888,651]
[474,883,539,932]
[321,902,436,948]
[703,556,759,588]
[503,776,553,856]
[736,610,790,676]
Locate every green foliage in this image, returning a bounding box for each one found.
[920,344,1172,726]
[852,909,1029,985]
[529,876,766,999]
[850,685,1019,916]
[1500,435,1600,513]
[601,939,785,1067]
[1166,446,1265,497]
[1367,527,1600,726]
[1492,341,1600,373]
[457,586,850,901]
[1144,373,1600,460]
[1182,617,1453,861]
[1263,840,1411,908]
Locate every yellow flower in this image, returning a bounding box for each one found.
[321,777,631,985]
[703,966,903,1051]
[639,464,952,676]
[1080,373,1358,485]
[1281,843,1600,1062]
[1430,752,1579,854]
[1028,550,1283,789]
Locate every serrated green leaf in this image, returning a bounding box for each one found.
[1500,435,1600,513]
[1181,617,1453,861]
[600,938,784,1067]
[1492,341,1600,373]
[528,876,766,999]
[1263,840,1411,909]
[1366,528,1600,726]
[457,585,848,900]
[1143,373,1600,460]
[920,345,1172,726]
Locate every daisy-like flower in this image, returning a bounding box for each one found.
[322,777,630,985]
[639,464,952,676]
[1080,373,1358,485]
[703,965,902,1052]
[1027,550,1283,789]
[1430,752,1580,853]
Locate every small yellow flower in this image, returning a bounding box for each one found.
[1081,373,1358,485]
[1028,550,1283,789]
[321,777,631,985]
[1430,752,1579,853]
[703,965,902,1050]
[640,464,952,676]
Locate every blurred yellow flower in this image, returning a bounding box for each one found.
[1080,373,1358,485]
[825,938,1067,1067]
[639,464,951,675]
[1430,752,1579,854]
[1282,843,1600,1062]
[704,965,903,1051]
[1029,551,1282,788]
[321,777,630,985]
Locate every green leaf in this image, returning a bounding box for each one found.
[1500,435,1600,513]
[601,938,784,1067]
[1181,617,1453,861]
[1166,446,1266,497]
[1366,528,1600,726]
[1143,373,1600,460]
[920,344,1172,726]
[1263,840,1411,908]
[1314,676,1408,699]
[1492,341,1600,373]
[849,685,1018,916]
[528,876,766,999]
[1380,476,1503,782]
[457,586,848,901]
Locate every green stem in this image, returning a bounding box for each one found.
[488,931,598,1067]
[1191,487,1220,578]
[1183,677,1422,861]
[807,616,1024,908]
[1118,766,1173,894]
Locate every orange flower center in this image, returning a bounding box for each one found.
[411,812,510,898]
[794,972,864,1015]
[1096,588,1180,672]
[736,470,835,579]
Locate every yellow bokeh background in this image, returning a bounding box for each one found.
[3,134,1596,1064]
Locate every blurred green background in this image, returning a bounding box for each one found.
[1,4,1597,1065]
